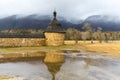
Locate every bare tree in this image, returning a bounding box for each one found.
[66,28,81,44]
[83,23,94,43]
[97,27,103,43]
[81,32,89,43]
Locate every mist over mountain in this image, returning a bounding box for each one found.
[0,14,120,31]
[0,15,78,30]
[83,15,120,31]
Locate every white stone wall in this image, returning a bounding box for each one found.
[45,32,65,46]
[0,38,45,47]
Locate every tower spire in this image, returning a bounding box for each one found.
[53,10,56,18]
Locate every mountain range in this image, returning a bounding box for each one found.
[0,15,120,31]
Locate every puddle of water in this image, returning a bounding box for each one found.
[0,51,120,80]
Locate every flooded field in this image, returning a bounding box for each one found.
[0,51,120,80]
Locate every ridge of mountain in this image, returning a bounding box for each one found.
[0,15,120,31]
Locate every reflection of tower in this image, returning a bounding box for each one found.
[44,51,65,80]
[84,58,91,69]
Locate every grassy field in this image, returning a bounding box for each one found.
[0,40,120,57]
[65,40,120,57]
[86,42,120,56]
[0,45,75,53]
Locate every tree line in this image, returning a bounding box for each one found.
[66,23,120,43]
[0,23,120,43]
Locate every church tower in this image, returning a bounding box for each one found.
[44,11,65,46]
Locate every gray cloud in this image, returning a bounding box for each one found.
[0,0,120,20]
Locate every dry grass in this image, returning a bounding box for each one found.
[65,40,120,57]
[0,40,120,57]
[0,45,74,53]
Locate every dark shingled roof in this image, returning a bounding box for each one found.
[0,33,44,38]
[46,11,65,32]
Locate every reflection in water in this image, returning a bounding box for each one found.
[44,51,65,80]
[84,58,91,69]
[0,51,120,80]
[44,51,65,63]
[56,57,92,80]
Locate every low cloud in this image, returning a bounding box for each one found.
[0,0,120,20]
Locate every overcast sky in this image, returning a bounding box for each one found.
[0,0,120,20]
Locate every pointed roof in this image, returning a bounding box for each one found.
[46,11,64,32]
